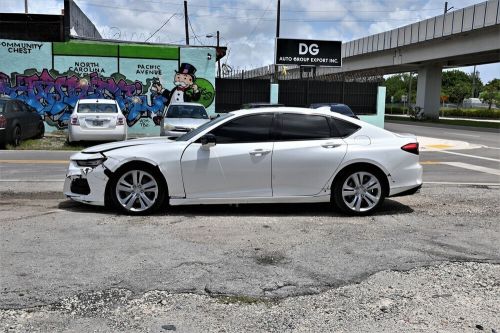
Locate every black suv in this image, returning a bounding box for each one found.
[0,97,45,148]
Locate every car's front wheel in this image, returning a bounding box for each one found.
[332,169,386,215]
[110,165,166,215]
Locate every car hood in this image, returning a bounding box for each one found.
[164,118,209,128]
[82,137,172,154]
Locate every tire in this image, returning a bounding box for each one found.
[332,168,386,216]
[109,164,167,215]
[36,122,45,139]
[12,126,22,146]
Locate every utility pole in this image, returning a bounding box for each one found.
[217,30,221,78]
[471,65,477,98]
[184,0,189,45]
[408,71,413,107]
[274,0,281,82]
[24,0,28,13]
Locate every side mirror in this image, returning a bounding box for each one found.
[209,114,220,120]
[200,133,216,148]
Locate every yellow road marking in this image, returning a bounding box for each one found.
[0,160,68,164]
[420,161,440,165]
[426,144,453,149]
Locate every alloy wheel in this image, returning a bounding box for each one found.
[341,171,382,213]
[115,170,159,212]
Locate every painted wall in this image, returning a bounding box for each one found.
[359,86,386,128]
[0,39,216,136]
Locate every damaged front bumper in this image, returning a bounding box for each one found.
[63,153,110,206]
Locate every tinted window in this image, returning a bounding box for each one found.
[0,100,5,114]
[77,103,117,113]
[17,101,29,112]
[177,113,232,141]
[209,114,274,143]
[7,101,20,113]
[166,105,208,119]
[331,118,361,137]
[279,113,331,140]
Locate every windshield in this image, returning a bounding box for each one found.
[176,113,233,141]
[166,105,208,119]
[331,105,354,116]
[0,100,5,114]
[77,103,118,113]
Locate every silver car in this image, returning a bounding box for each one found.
[160,103,210,137]
[68,99,127,143]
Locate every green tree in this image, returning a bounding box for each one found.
[479,79,500,110]
[383,74,417,103]
[442,70,475,105]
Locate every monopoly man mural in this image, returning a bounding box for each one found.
[0,39,216,135]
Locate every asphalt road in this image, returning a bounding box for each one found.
[0,122,498,186]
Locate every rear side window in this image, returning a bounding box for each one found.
[331,118,361,137]
[0,100,5,114]
[279,113,331,140]
[77,103,118,113]
[209,114,274,143]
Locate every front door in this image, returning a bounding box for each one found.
[181,113,275,198]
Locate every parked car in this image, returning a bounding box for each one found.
[0,97,44,148]
[64,107,422,216]
[67,99,127,143]
[310,103,359,119]
[242,103,285,109]
[160,103,210,137]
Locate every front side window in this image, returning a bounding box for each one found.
[166,105,208,119]
[77,103,118,113]
[0,100,6,114]
[209,113,274,144]
[279,113,331,140]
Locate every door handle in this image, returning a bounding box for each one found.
[249,149,271,156]
[321,142,341,148]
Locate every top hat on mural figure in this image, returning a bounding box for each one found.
[175,63,197,80]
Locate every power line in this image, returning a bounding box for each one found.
[248,0,274,37]
[145,11,180,42]
[187,17,204,46]
[76,0,442,14]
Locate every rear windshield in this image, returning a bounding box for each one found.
[0,100,5,114]
[77,103,118,113]
[331,105,354,116]
[166,105,208,119]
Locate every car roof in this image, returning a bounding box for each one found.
[78,99,117,104]
[168,102,205,107]
[230,107,338,117]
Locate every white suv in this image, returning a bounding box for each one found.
[68,99,127,143]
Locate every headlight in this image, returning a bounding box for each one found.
[75,158,106,167]
[163,123,175,131]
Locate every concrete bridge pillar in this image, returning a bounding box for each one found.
[416,65,442,119]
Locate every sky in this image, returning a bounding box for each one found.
[1,0,499,82]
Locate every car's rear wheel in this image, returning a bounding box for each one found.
[110,165,166,215]
[36,122,45,139]
[332,169,385,215]
[12,126,22,146]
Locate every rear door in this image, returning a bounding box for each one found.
[272,113,347,196]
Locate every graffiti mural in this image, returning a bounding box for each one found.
[0,39,216,134]
[0,68,214,129]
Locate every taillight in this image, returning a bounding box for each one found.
[70,116,79,126]
[0,115,6,129]
[401,142,419,155]
[117,116,125,126]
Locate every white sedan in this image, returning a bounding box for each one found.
[64,107,422,216]
[67,99,127,143]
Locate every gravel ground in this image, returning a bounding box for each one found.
[1,262,498,332]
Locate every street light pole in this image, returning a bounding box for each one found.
[24,0,28,14]
[216,31,221,78]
